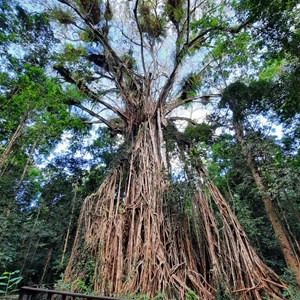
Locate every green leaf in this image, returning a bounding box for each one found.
[9,270,20,275]
[8,277,22,283]
[0,276,8,280]
[2,272,9,275]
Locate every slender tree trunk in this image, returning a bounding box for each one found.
[21,204,41,274]
[60,183,78,265]
[28,237,40,271]
[19,140,38,184]
[0,108,29,171]
[233,120,300,287]
[282,211,300,257]
[40,247,53,284]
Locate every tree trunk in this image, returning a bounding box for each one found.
[40,247,53,284]
[65,117,212,298]
[248,156,300,287]
[61,183,78,265]
[21,204,41,274]
[233,120,300,287]
[19,140,38,184]
[65,115,286,299]
[0,108,29,171]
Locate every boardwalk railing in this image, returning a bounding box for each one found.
[18,286,131,300]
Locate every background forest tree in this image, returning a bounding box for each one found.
[0,0,299,299]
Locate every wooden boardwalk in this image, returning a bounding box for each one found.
[18,286,131,300]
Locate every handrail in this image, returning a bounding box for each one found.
[18,286,131,300]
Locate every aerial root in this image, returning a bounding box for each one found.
[64,122,286,299]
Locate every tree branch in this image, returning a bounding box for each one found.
[162,57,215,114]
[165,96,195,115]
[166,93,221,115]
[187,18,252,50]
[73,102,118,131]
[54,65,127,120]
[187,0,190,44]
[120,29,143,47]
[133,0,147,77]
[168,116,198,125]
[157,64,180,109]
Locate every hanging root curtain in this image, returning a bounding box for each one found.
[190,166,286,299]
[64,118,286,299]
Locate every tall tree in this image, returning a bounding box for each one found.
[221,81,300,287]
[37,0,292,298]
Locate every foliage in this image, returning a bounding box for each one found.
[185,289,199,300]
[0,270,22,297]
[281,270,300,299]
[235,0,300,57]
[179,73,202,101]
[184,123,213,145]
